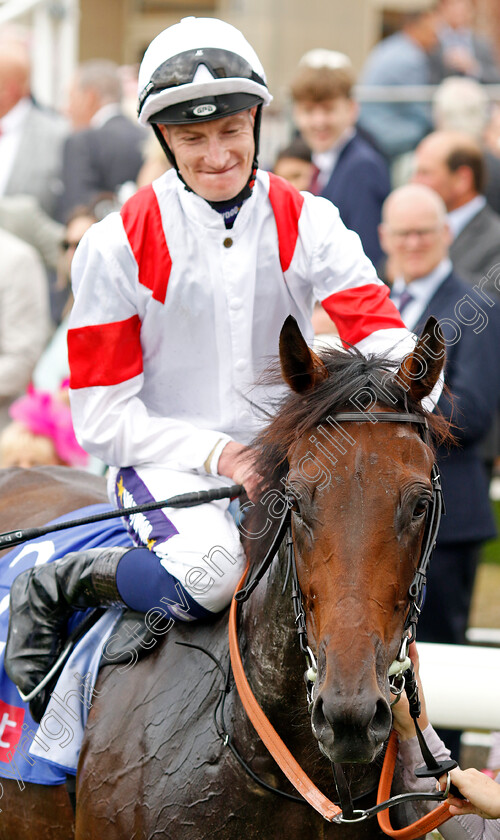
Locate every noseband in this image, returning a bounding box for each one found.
[230,410,453,835]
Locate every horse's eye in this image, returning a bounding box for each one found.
[412,497,430,519]
[287,494,302,516]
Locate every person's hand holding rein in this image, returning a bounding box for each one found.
[439,767,500,819]
[392,642,500,819]
[218,441,264,502]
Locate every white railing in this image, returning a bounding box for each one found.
[419,641,500,730]
[260,82,500,168]
[355,84,500,102]
[467,627,500,646]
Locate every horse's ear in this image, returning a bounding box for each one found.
[396,316,446,402]
[279,315,328,393]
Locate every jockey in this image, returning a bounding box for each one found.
[5,17,420,703]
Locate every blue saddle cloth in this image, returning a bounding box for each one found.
[0,505,132,786]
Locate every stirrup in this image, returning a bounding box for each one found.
[17,639,75,704]
[20,608,104,721]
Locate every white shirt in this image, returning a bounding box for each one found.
[447,195,486,240]
[391,257,453,330]
[0,97,31,196]
[68,168,415,473]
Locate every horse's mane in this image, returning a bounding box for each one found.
[243,344,450,564]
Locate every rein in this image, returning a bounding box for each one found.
[229,410,454,836]
[0,485,244,551]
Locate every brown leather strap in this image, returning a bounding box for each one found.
[229,565,341,821]
[377,731,452,838]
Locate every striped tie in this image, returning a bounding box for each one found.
[309,165,321,196]
[397,288,413,316]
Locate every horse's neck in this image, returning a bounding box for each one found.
[240,550,306,716]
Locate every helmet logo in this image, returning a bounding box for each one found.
[193,103,217,117]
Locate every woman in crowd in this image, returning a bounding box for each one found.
[0,383,88,469]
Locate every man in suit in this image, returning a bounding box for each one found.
[58,60,146,222]
[413,130,500,289]
[380,182,500,757]
[413,130,500,477]
[290,51,390,266]
[431,77,500,216]
[0,42,67,220]
[0,194,63,271]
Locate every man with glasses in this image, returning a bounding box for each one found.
[380,182,500,760]
[5,17,429,705]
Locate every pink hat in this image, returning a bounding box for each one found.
[9,385,89,467]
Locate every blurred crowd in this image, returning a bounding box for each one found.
[0,29,169,472]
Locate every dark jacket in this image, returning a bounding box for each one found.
[320,131,390,267]
[412,271,500,544]
[59,114,146,222]
[449,204,500,290]
[449,203,500,467]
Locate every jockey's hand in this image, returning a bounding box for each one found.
[217,442,264,503]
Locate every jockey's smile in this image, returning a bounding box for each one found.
[159,108,257,203]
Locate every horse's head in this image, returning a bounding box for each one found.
[249,316,447,765]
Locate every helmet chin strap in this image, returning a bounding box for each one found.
[152,123,177,169]
[152,104,262,209]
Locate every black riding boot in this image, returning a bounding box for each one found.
[4,547,129,715]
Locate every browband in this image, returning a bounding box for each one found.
[332,412,428,426]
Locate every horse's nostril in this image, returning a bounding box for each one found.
[310,695,321,732]
[370,697,392,740]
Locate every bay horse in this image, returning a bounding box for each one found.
[0,316,447,839]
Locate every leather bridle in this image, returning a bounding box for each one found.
[229,410,454,836]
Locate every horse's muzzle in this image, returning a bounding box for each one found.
[310,688,392,764]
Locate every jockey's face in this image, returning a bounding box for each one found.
[158,108,256,202]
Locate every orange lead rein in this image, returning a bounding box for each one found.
[229,564,341,822]
[377,730,452,838]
